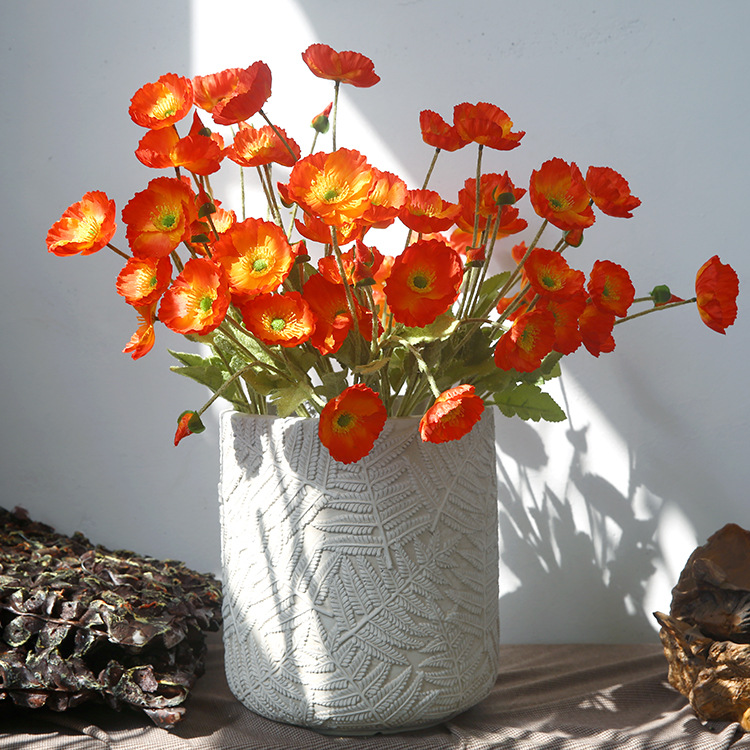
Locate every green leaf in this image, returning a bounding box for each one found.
[398,313,458,345]
[473,272,511,318]
[270,381,316,418]
[494,383,566,423]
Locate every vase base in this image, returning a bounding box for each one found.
[287,711,463,737]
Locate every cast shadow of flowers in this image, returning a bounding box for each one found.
[495,414,662,643]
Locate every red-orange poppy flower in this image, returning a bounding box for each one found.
[494,309,556,372]
[524,247,586,299]
[129,73,193,130]
[453,102,525,151]
[174,410,205,446]
[210,217,294,302]
[588,260,635,317]
[294,211,364,246]
[419,385,485,444]
[695,255,739,334]
[227,122,300,168]
[535,293,587,355]
[122,177,197,258]
[46,191,117,257]
[456,173,526,236]
[285,148,375,227]
[578,303,616,357]
[359,168,407,227]
[193,67,243,113]
[135,111,225,175]
[529,158,595,232]
[399,189,461,234]
[122,303,158,360]
[116,255,173,307]
[318,384,387,463]
[240,291,315,348]
[210,61,272,126]
[585,166,641,219]
[158,258,230,335]
[384,239,463,327]
[302,44,380,88]
[302,272,373,354]
[419,110,469,152]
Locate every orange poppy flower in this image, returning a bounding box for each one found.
[302,272,372,354]
[419,110,469,152]
[193,67,244,113]
[158,258,230,335]
[210,61,272,126]
[46,191,117,257]
[419,385,485,444]
[128,73,193,130]
[585,166,641,219]
[122,303,158,360]
[524,247,586,299]
[122,177,197,258]
[588,260,635,317]
[294,211,364,246]
[494,309,556,372]
[228,122,300,168]
[399,189,461,234]
[456,173,526,236]
[240,291,315,348]
[384,239,463,327]
[116,256,173,307]
[453,102,525,151]
[579,303,616,357]
[529,158,595,232]
[535,293,587,355]
[359,168,407,227]
[695,255,739,334]
[285,148,375,227]
[174,410,205,446]
[318,384,387,464]
[210,217,294,302]
[135,112,225,175]
[302,44,380,88]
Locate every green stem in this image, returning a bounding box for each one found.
[421,147,441,190]
[259,109,299,163]
[107,243,130,260]
[332,81,340,151]
[614,297,696,325]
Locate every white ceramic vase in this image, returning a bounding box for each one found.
[218,410,499,734]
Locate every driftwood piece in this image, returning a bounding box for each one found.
[655,523,750,730]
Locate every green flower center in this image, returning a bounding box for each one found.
[253,258,269,273]
[199,296,213,313]
[270,317,286,332]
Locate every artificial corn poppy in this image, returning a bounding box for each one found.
[578,303,616,357]
[129,73,193,130]
[529,158,595,232]
[210,61,272,126]
[228,123,300,168]
[302,44,380,88]
[240,291,315,348]
[494,309,556,372]
[453,102,525,151]
[524,247,586,299]
[695,255,739,334]
[318,384,387,463]
[399,189,461,234]
[122,177,197,258]
[588,260,635,317]
[419,385,485,444]
[359,168,407,227]
[122,303,158,360]
[419,110,469,152]
[116,255,173,307]
[46,191,117,257]
[211,217,294,302]
[158,258,230,335]
[585,166,641,219]
[384,238,463,327]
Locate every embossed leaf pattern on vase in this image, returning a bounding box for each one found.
[219,411,499,733]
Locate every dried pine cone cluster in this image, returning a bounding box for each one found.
[655,523,750,730]
[0,506,222,729]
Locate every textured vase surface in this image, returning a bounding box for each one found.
[219,411,499,734]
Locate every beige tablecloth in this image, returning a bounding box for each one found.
[1,632,748,749]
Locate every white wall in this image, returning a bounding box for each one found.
[2,0,748,643]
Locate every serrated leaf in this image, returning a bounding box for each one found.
[494,383,566,422]
[398,313,459,345]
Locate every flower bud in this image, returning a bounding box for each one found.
[311,103,333,134]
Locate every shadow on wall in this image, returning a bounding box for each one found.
[494,387,667,644]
